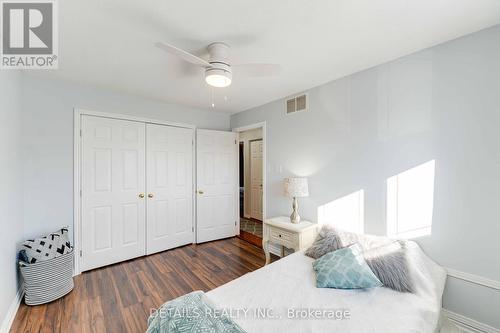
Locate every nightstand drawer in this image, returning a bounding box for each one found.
[270,227,297,245]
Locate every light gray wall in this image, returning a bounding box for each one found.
[0,72,23,329]
[231,25,500,328]
[20,75,230,241]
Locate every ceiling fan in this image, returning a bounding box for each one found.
[155,41,281,88]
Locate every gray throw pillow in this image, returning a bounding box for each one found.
[305,225,414,293]
[305,225,393,259]
[304,225,343,259]
[364,242,414,293]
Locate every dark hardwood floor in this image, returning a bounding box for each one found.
[238,230,263,248]
[10,237,266,333]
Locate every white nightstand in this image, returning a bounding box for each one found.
[262,216,319,265]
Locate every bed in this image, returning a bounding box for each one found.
[206,240,447,333]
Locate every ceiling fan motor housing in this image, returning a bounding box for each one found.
[206,42,232,74]
[204,42,232,87]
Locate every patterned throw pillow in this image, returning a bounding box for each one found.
[313,244,382,289]
[21,228,72,264]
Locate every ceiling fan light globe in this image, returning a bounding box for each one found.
[205,69,232,88]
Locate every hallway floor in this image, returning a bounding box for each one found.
[240,217,263,238]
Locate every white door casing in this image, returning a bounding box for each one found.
[196,129,238,243]
[81,115,146,271]
[250,140,263,220]
[146,124,193,254]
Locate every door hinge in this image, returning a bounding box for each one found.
[80,189,82,197]
[235,221,237,226]
[80,129,82,137]
[79,250,82,257]
[192,226,194,232]
[235,140,237,144]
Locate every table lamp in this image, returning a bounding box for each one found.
[283,177,309,224]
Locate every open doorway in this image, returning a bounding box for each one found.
[234,124,265,248]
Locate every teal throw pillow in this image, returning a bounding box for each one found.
[313,244,382,289]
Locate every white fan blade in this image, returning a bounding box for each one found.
[233,63,282,77]
[155,42,210,67]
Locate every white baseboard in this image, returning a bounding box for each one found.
[0,288,24,333]
[442,268,500,333]
[442,309,500,333]
[446,268,500,291]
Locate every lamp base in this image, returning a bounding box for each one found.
[290,197,301,224]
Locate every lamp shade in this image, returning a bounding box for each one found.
[284,177,309,198]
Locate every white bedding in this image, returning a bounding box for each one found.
[207,241,446,333]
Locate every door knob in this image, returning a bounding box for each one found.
[148,193,154,198]
[198,190,204,194]
[138,193,145,198]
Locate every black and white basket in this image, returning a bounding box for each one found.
[20,250,74,305]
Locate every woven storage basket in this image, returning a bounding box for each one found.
[20,250,74,305]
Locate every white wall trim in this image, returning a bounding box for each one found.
[74,109,196,129]
[0,288,24,333]
[73,110,81,275]
[232,122,267,226]
[73,108,197,275]
[442,309,500,333]
[446,268,500,291]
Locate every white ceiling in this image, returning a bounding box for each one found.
[31,0,500,113]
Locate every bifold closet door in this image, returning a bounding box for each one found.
[196,129,238,243]
[146,124,194,255]
[250,140,263,221]
[81,116,146,272]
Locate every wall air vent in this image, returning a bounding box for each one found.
[285,93,308,115]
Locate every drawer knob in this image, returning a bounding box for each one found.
[279,234,282,237]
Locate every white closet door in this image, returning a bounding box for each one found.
[250,140,263,221]
[81,116,146,271]
[146,124,194,254]
[196,129,237,243]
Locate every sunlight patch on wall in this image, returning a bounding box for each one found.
[387,160,435,239]
[318,190,364,233]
